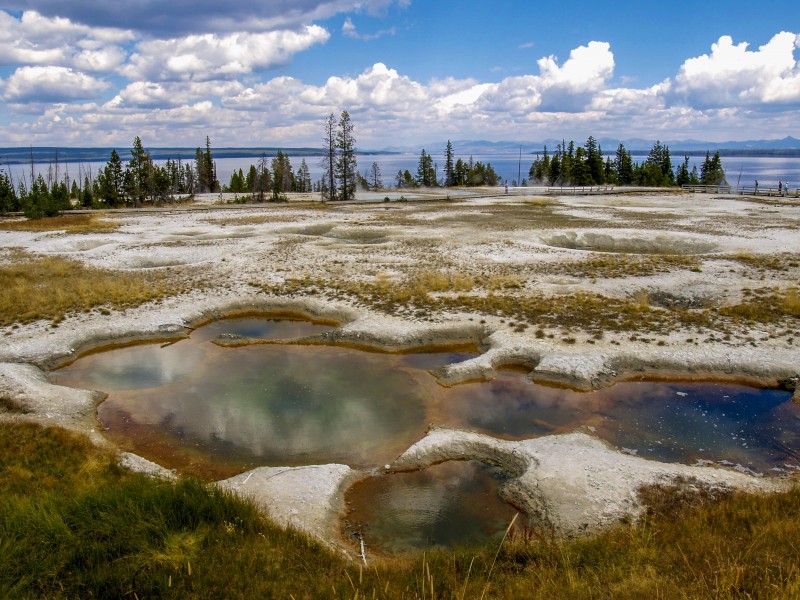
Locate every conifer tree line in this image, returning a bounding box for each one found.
[223,150,313,201]
[0,134,326,217]
[0,136,222,218]
[396,140,501,189]
[0,121,731,219]
[527,137,726,188]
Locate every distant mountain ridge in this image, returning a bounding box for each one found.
[1,137,798,166]
[0,146,395,165]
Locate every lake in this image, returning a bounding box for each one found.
[5,153,800,192]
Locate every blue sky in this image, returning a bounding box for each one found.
[0,0,798,148]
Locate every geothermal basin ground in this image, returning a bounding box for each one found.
[1,188,799,554]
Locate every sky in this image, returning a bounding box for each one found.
[0,0,798,149]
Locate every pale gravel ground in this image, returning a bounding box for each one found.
[1,188,799,552]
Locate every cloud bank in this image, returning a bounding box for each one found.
[0,6,798,147]
[3,0,408,36]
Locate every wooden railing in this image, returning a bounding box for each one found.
[540,185,616,195]
[682,184,799,198]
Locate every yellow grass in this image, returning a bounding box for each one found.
[518,197,554,206]
[634,289,650,309]
[0,214,119,234]
[0,253,189,325]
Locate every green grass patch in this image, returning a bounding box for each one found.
[0,252,193,326]
[2,422,799,598]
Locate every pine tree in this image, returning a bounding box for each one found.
[676,155,692,186]
[638,140,675,187]
[335,110,357,201]
[80,175,93,207]
[444,140,455,187]
[529,145,552,184]
[23,174,55,219]
[256,154,270,202]
[204,136,217,192]
[549,151,562,184]
[456,159,469,186]
[615,143,633,185]
[571,147,591,185]
[246,165,258,194]
[585,136,604,184]
[321,113,337,202]
[99,149,124,206]
[271,151,294,200]
[700,151,725,185]
[417,149,436,187]
[297,159,312,193]
[125,136,149,203]
[369,162,383,190]
[0,169,19,213]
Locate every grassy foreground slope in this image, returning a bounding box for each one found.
[1,421,798,599]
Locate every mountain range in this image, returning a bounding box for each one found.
[1,137,798,166]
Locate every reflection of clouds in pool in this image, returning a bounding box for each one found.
[93,344,433,467]
[441,373,610,435]
[55,320,800,477]
[346,461,516,555]
[59,341,207,391]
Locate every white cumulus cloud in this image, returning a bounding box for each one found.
[121,26,331,81]
[2,65,109,102]
[224,63,427,118]
[110,80,246,109]
[468,41,615,115]
[2,30,799,148]
[671,32,800,108]
[0,10,132,71]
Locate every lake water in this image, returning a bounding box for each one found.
[6,154,800,192]
[51,317,800,554]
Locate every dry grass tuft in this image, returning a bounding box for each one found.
[266,272,800,336]
[730,251,800,273]
[633,289,650,309]
[542,254,701,279]
[518,197,554,206]
[721,286,800,322]
[0,214,119,234]
[204,213,302,226]
[0,253,192,326]
[0,396,25,413]
[413,270,475,294]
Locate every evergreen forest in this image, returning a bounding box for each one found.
[0,114,728,218]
